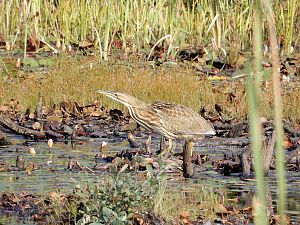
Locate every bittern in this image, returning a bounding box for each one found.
[97,90,215,177]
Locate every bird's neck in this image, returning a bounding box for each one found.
[131,99,149,109]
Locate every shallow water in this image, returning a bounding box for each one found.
[0,132,300,224]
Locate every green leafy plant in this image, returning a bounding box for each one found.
[75,166,161,224]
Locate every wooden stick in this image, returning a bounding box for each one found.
[0,115,45,139]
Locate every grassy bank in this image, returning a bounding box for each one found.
[0,57,299,123]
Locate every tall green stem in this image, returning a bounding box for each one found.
[263,1,286,224]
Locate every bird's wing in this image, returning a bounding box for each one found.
[151,102,215,137]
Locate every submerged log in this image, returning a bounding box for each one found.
[240,132,275,177]
[0,115,46,139]
[284,123,300,137]
[0,129,10,145]
[286,146,300,167]
[183,140,193,178]
[195,137,250,147]
[262,132,276,175]
[240,145,252,178]
[227,121,248,138]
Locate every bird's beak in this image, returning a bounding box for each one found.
[96,90,116,98]
[96,89,112,95]
[96,90,121,102]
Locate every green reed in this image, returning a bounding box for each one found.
[247,2,267,223]
[275,0,298,54]
[247,72,267,225]
[263,1,287,224]
[2,0,297,58]
[248,0,287,224]
[103,0,111,60]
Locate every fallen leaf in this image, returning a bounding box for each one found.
[283,134,292,149]
[271,215,292,225]
[32,122,41,130]
[180,210,190,219]
[0,105,9,112]
[181,218,192,224]
[242,206,252,212]
[89,111,101,117]
[47,115,63,124]
[214,203,229,214]
[227,197,239,203]
[29,148,36,156]
[29,112,35,119]
[48,139,53,148]
[42,106,48,115]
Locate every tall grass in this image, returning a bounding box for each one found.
[263,1,286,224]
[248,0,287,224]
[154,182,223,222]
[0,0,298,57]
[275,0,299,54]
[247,1,267,223]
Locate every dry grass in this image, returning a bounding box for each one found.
[154,182,221,222]
[0,57,299,123]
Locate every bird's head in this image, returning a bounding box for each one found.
[96,90,147,109]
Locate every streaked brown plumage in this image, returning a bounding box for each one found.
[96,90,215,157]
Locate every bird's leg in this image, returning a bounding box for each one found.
[159,137,173,157]
[145,135,152,153]
[190,140,194,157]
[159,136,167,152]
[183,140,194,178]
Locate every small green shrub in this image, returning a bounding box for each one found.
[74,165,162,225]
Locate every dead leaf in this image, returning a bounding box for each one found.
[53,109,63,116]
[9,99,18,108]
[89,111,101,117]
[181,218,192,224]
[227,92,236,103]
[29,148,36,156]
[112,157,124,166]
[140,158,154,166]
[48,139,53,148]
[48,191,59,201]
[179,210,190,219]
[214,203,229,214]
[25,162,34,174]
[32,122,41,130]
[0,105,9,112]
[29,112,35,119]
[271,215,292,225]
[283,134,292,149]
[242,206,252,212]
[0,162,9,172]
[227,197,239,203]
[42,106,48,115]
[47,115,63,124]
[215,104,223,113]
